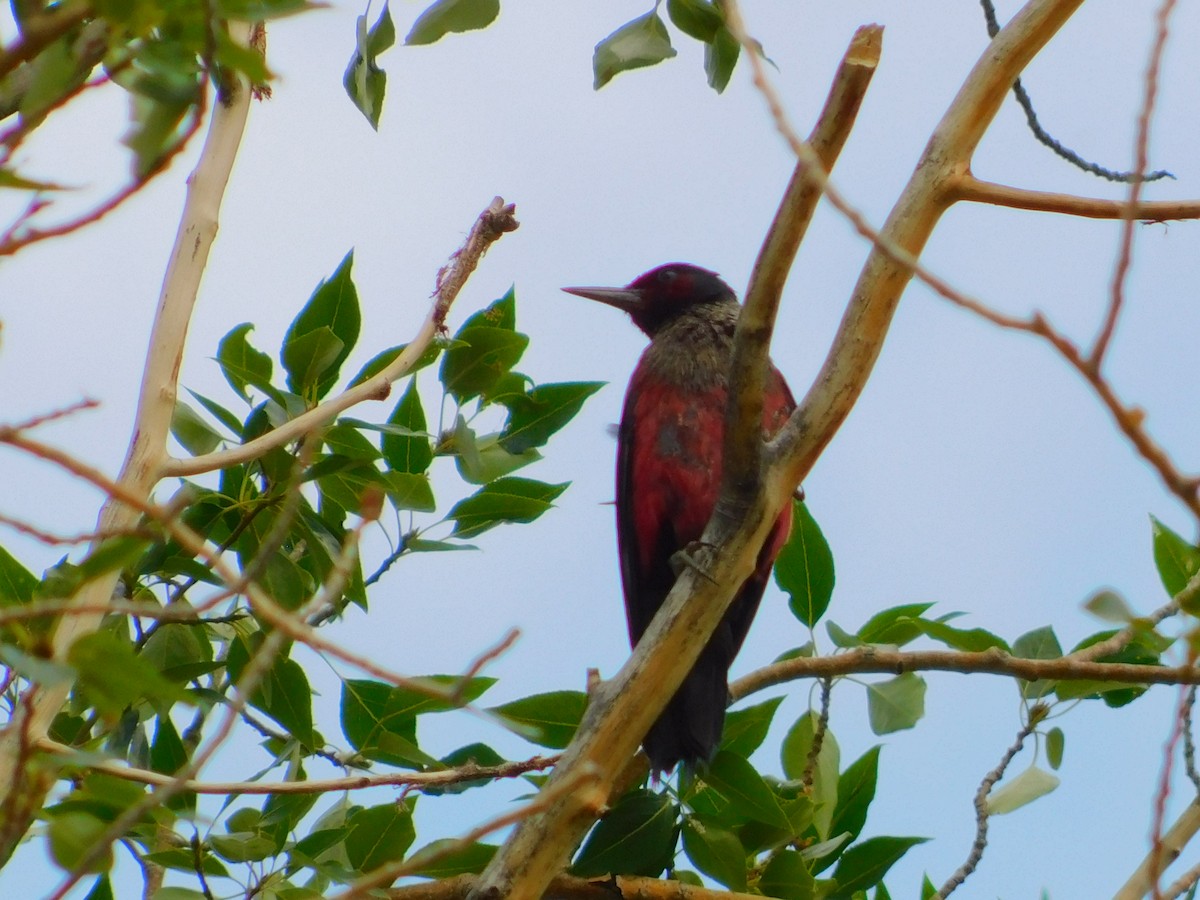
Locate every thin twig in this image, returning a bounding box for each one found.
[800,677,832,791]
[39,740,558,795]
[730,646,1199,701]
[978,0,1171,183]
[933,717,1038,898]
[1090,0,1179,371]
[455,628,521,698]
[1162,859,1200,900]
[2,398,99,432]
[1184,686,1200,797]
[1152,681,1196,900]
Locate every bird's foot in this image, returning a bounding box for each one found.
[670,541,718,584]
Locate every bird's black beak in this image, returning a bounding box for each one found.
[562,285,646,316]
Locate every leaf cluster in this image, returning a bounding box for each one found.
[0,252,601,895]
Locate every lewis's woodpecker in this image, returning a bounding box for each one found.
[565,263,795,773]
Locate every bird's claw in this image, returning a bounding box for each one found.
[670,541,718,584]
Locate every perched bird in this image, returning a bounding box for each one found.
[564,263,795,773]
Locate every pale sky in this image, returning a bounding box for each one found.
[3,1,1200,897]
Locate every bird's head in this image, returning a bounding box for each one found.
[563,263,735,337]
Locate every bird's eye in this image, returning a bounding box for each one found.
[658,269,677,284]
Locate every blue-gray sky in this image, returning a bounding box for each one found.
[3,1,1200,896]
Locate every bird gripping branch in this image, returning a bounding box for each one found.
[565,263,795,773]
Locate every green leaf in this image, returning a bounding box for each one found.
[21,35,87,120]
[866,674,925,735]
[681,816,746,890]
[780,711,839,838]
[218,323,274,401]
[702,751,790,830]
[500,382,604,454]
[449,477,568,538]
[830,746,880,844]
[281,328,345,400]
[1059,628,1163,707]
[424,743,507,796]
[455,433,542,485]
[704,26,740,93]
[1152,516,1200,607]
[985,766,1060,815]
[759,849,817,900]
[1084,589,1136,623]
[856,603,935,646]
[1045,727,1064,770]
[344,2,395,129]
[324,423,382,460]
[909,618,1010,653]
[187,389,244,436]
[215,0,311,19]
[0,544,38,605]
[0,644,75,686]
[573,789,677,877]
[140,622,214,682]
[458,289,516,332]
[282,251,361,399]
[383,380,433,474]
[489,690,586,748]
[142,847,229,876]
[593,11,677,90]
[171,401,222,455]
[341,679,418,767]
[405,0,499,45]
[83,875,114,900]
[227,637,315,747]
[719,696,784,757]
[774,500,835,628]
[69,631,188,717]
[48,811,112,873]
[439,327,529,403]
[348,342,440,387]
[825,621,861,648]
[384,472,437,512]
[667,0,722,41]
[828,836,928,898]
[1013,626,1062,700]
[408,840,498,878]
[124,94,193,177]
[345,801,416,872]
[386,674,495,716]
[149,717,194,811]
[210,830,276,863]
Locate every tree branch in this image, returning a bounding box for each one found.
[933,717,1038,898]
[951,176,1200,221]
[1116,801,1200,900]
[0,20,255,864]
[723,22,882,493]
[1091,0,1179,372]
[162,197,519,478]
[731,646,1199,700]
[38,741,557,795]
[770,0,1087,489]
[468,26,879,900]
[392,874,767,900]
